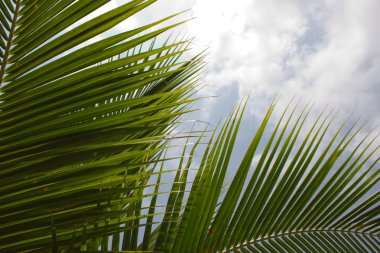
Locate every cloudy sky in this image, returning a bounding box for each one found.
[105,0,380,128]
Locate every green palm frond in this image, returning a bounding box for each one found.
[0,1,203,252]
[163,101,379,253]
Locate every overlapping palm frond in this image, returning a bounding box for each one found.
[157,101,380,253]
[0,0,203,252]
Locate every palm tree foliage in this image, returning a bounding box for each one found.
[0,1,379,252]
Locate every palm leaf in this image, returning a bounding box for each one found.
[0,1,203,252]
[163,101,379,253]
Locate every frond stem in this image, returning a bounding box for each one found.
[221,229,380,253]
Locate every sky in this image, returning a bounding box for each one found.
[193,0,380,119]
[95,0,380,130]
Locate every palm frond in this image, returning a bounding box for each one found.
[0,1,203,252]
[158,100,380,253]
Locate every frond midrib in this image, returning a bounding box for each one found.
[222,228,379,253]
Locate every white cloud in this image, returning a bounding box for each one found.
[186,0,380,127]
